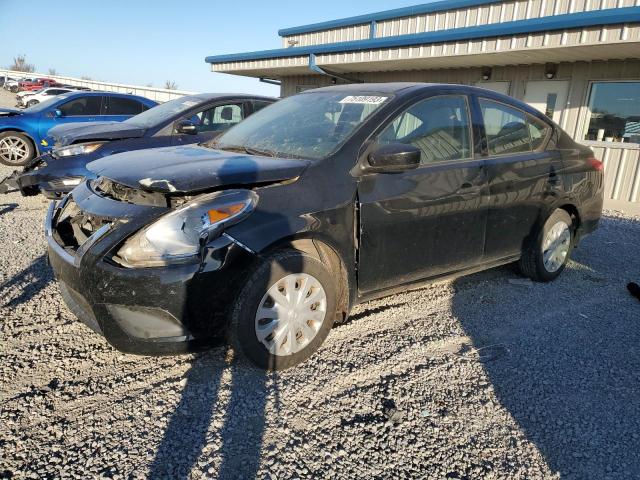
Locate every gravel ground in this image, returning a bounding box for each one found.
[1,89,640,479]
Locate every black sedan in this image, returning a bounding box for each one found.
[0,93,275,198]
[45,83,603,370]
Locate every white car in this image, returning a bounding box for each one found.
[4,77,33,92]
[16,87,76,108]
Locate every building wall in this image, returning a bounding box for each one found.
[280,59,640,214]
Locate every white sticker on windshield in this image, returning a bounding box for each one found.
[339,95,387,105]
[182,101,197,107]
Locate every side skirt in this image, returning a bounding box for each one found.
[356,254,521,304]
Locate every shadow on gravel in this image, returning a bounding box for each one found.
[0,203,18,216]
[0,254,53,307]
[147,353,272,479]
[452,217,640,479]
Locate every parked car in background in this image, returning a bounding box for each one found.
[19,78,59,92]
[0,91,157,166]
[45,83,603,369]
[16,87,76,108]
[7,93,275,198]
[5,77,34,92]
[0,75,19,88]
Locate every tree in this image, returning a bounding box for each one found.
[9,55,35,73]
[48,68,58,76]
[164,80,178,90]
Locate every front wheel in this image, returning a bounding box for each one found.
[228,249,337,370]
[26,99,39,107]
[0,131,35,166]
[518,209,574,282]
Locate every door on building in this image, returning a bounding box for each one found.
[523,80,569,125]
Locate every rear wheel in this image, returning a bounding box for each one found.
[0,131,35,166]
[228,249,337,370]
[518,209,574,282]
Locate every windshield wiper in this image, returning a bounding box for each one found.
[208,143,278,158]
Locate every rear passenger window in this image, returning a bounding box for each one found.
[58,96,102,116]
[107,97,144,115]
[528,115,552,150]
[480,99,531,155]
[378,95,472,164]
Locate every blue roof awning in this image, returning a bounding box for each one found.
[206,7,640,65]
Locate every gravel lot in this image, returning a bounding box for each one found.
[1,88,640,479]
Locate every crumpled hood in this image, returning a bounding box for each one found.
[49,122,146,147]
[0,107,22,116]
[87,145,310,194]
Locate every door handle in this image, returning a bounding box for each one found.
[460,182,473,189]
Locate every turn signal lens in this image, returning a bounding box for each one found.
[207,203,245,223]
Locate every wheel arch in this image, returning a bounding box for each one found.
[260,233,354,323]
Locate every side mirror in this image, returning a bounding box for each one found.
[366,143,421,173]
[176,120,197,135]
[54,109,63,117]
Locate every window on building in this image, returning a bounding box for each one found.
[377,95,472,164]
[480,99,531,155]
[585,82,640,144]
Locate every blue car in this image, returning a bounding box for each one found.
[2,94,275,198]
[0,91,157,166]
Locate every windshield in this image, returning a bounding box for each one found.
[212,91,390,160]
[124,96,203,128]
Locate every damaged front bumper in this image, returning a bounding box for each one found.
[46,185,256,354]
[2,153,87,199]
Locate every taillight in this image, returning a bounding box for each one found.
[588,157,604,172]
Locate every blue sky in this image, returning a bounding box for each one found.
[0,0,429,96]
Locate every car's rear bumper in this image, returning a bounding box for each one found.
[46,198,254,355]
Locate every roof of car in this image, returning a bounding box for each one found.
[308,82,551,122]
[54,90,158,104]
[183,93,276,101]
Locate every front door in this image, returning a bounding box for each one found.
[523,80,569,125]
[358,94,487,294]
[38,95,104,151]
[173,102,246,146]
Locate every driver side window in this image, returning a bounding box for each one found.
[378,95,472,164]
[187,104,244,133]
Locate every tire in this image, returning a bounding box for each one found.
[518,208,574,282]
[26,99,39,107]
[228,248,337,370]
[0,131,36,166]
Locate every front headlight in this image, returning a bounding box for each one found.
[54,142,104,158]
[115,189,258,268]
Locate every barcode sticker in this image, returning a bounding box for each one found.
[339,95,387,105]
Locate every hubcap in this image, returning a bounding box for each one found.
[542,220,571,273]
[255,273,327,357]
[0,136,29,165]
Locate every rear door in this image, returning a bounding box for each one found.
[475,96,558,261]
[102,96,146,121]
[358,94,488,293]
[172,101,246,146]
